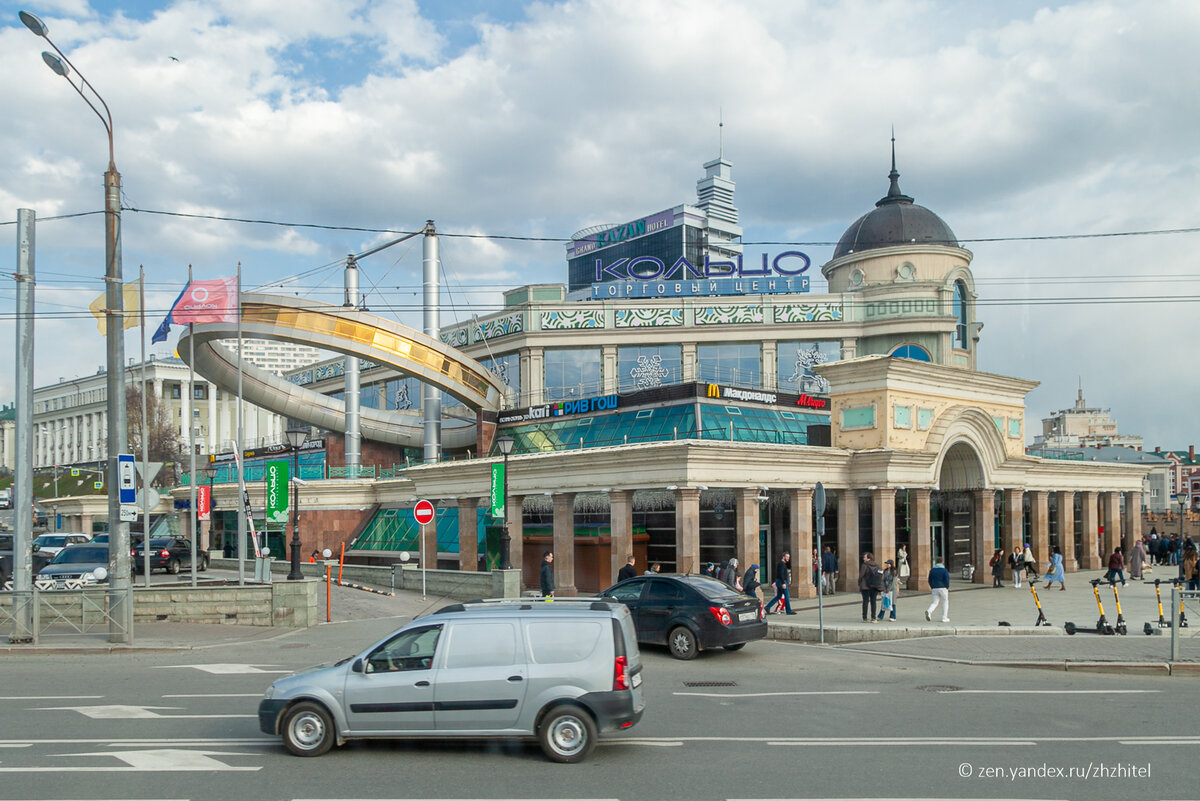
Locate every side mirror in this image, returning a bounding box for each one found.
[351,658,364,674]
[31,544,39,552]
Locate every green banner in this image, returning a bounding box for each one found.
[490,462,505,518]
[266,460,290,523]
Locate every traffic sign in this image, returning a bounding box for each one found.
[413,499,435,526]
[120,504,138,522]
[118,454,137,505]
[814,482,826,517]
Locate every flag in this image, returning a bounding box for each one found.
[151,277,238,344]
[88,277,141,336]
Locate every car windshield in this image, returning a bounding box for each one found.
[52,546,108,565]
[91,535,109,543]
[35,536,67,548]
[681,575,742,599]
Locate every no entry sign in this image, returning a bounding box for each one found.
[413,499,435,526]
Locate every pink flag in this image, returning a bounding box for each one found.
[171,277,238,325]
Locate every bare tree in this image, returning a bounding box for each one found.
[125,386,183,487]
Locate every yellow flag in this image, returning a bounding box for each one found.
[89,277,142,336]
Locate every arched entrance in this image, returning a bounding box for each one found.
[933,441,987,576]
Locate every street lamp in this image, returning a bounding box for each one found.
[496,435,515,570]
[21,10,131,643]
[1180,495,1188,545]
[285,426,309,580]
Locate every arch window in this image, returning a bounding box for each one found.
[954,280,969,349]
[890,344,932,362]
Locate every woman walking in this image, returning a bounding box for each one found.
[1129,539,1146,581]
[1043,545,1066,590]
[876,559,898,621]
[989,548,1006,588]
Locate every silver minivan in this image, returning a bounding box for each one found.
[259,598,645,762]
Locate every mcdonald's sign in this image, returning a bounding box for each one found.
[706,384,721,398]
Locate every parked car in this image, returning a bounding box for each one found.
[0,533,53,584]
[258,597,645,762]
[32,502,47,528]
[0,488,12,509]
[131,537,209,574]
[599,573,767,660]
[31,533,91,559]
[36,543,112,589]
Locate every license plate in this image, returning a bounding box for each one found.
[738,611,757,623]
[631,671,643,688]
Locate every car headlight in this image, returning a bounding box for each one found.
[263,684,276,700]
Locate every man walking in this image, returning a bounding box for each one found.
[925,558,951,623]
[766,552,795,615]
[821,546,839,595]
[617,555,637,582]
[539,551,555,597]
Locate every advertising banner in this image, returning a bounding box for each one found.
[197,485,211,522]
[490,463,505,518]
[266,460,290,524]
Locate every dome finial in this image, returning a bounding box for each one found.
[876,127,913,207]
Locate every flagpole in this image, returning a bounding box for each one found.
[139,265,150,587]
[235,261,246,586]
[187,264,197,588]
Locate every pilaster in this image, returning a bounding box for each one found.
[674,487,701,575]
[837,488,859,591]
[790,488,815,599]
[552,492,577,596]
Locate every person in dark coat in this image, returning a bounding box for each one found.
[820,546,838,595]
[539,551,555,597]
[765,552,795,614]
[617,555,637,582]
[743,563,762,603]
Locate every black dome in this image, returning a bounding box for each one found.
[833,159,957,260]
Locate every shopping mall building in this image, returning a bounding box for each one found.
[159,150,1150,597]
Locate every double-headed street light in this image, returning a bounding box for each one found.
[496,435,515,570]
[21,10,131,643]
[285,426,309,580]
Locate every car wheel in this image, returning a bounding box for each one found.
[668,625,698,660]
[167,558,180,575]
[723,642,747,652]
[537,704,597,763]
[198,556,208,572]
[281,701,334,757]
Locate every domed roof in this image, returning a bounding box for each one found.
[832,148,957,260]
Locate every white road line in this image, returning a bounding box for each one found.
[34,704,253,720]
[767,739,1036,747]
[939,689,1159,694]
[0,738,272,746]
[673,690,880,698]
[151,664,290,674]
[0,695,104,700]
[162,693,263,698]
[729,798,1065,801]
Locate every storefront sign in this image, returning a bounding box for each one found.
[209,438,324,465]
[588,252,811,299]
[497,394,620,425]
[796,393,831,411]
[571,210,675,257]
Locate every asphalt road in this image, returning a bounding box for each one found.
[0,613,1190,801]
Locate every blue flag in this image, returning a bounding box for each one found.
[151,283,190,344]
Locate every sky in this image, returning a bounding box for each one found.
[0,0,1197,450]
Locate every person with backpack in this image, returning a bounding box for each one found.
[858,551,883,622]
[765,552,794,615]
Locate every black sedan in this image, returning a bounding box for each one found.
[599,574,766,660]
[132,537,209,574]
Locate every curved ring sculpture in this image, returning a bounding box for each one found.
[178,293,506,450]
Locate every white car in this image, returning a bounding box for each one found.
[31,533,90,558]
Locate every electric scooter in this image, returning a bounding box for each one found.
[1108,579,1128,635]
[1030,581,1051,627]
[1064,578,1116,635]
[1143,577,1177,635]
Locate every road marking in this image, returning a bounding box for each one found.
[599,740,683,747]
[34,705,254,720]
[937,689,1158,694]
[767,739,1036,747]
[0,738,272,746]
[0,695,105,700]
[0,748,259,772]
[151,663,290,674]
[162,693,263,698]
[674,690,879,698]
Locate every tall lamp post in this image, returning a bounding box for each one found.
[285,426,309,580]
[496,435,514,570]
[21,10,131,642]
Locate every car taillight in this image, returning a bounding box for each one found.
[758,602,764,621]
[709,606,732,626]
[160,550,170,557]
[612,655,629,690]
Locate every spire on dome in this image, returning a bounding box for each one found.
[877,128,914,207]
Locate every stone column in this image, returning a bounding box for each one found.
[80,513,93,537]
[506,494,525,585]
[971,489,994,587]
[674,487,701,574]
[552,492,577,596]
[871,487,896,564]
[681,342,697,383]
[911,489,933,590]
[1101,491,1121,560]
[837,488,859,591]
[457,497,479,571]
[1029,490,1050,574]
[1079,491,1101,570]
[1002,488,1024,559]
[789,488,815,599]
[1056,491,1076,571]
[1123,491,1142,554]
[735,487,761,572]
[609,490,634,588]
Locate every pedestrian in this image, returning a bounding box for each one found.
[765,552,795,615]
[1023,542,1038,581]
[1009,547,1023,589]
[1169,535,1180,566]
[1105,546,1126,586]
[897,544,911,588]
[309,549,319,563]
[925,557,951,623]
[1149,528,1159,565]
[1043,545,1066,590]
[858,551,882,622]
[617,555,637,582]
[1129,539,1145,581]
[821,545,839,595]
[539,550,555,597]
[989,548,1005,588]
[644,562,661,575]
[723,557,742,590]
[876,559,898,621]
[1183,546,1199,592]
[743,563,762,604]
[812,547,821,592]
